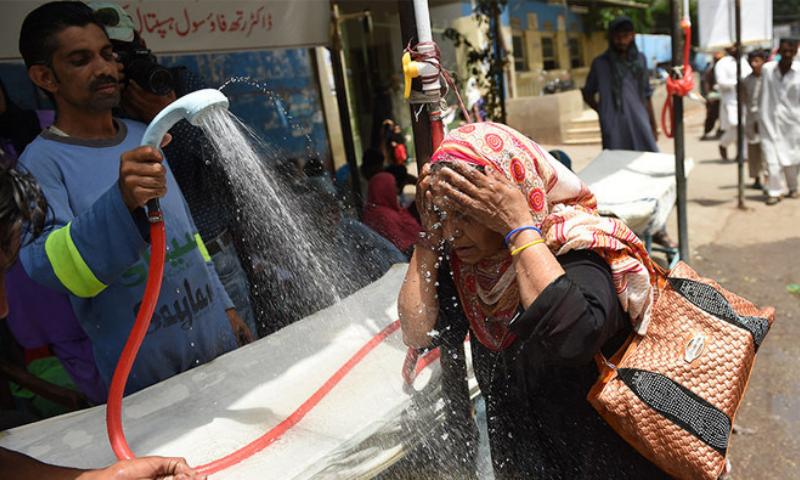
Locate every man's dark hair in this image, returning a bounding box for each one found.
[779,38,800,47]
[609,16,634,34]
[19,1,106,69]
[0,163,49,271]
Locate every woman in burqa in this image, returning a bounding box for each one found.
[398,123,671,478]
[362,172,421,257]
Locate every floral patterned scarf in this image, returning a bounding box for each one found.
[430,123,660,350]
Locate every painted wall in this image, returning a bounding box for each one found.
[507,0,583,34]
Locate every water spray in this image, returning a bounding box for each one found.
[100,81,444,475]
[106,89,230,461]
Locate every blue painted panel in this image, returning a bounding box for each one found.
[160,48,329,165]
[0,47,330,166]
[635,34,672,70]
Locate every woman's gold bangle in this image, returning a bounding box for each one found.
[510,239,545,256]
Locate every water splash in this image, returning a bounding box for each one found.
[218,77,317,160]
[197,108,353,331]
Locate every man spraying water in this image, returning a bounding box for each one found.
[16,1,251,400]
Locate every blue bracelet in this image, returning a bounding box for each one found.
[505,226,542,246]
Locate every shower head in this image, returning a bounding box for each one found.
[140,88,230,148]
[139,88,229,218]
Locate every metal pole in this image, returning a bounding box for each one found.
[330,5,363,216]
[671,0,690,264]
[398,1,476,474]
[398,0,434,168]
[735,0,746,209]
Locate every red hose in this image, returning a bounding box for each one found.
[196,320,403,475]
[662,19,694,139]
[107,213,166,459]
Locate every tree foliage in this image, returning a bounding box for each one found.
[584,0,698,46]
[774,0,800,23]
[443,0,508,122]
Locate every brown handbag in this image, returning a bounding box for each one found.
[588,261,774,479]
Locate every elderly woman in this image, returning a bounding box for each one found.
[398,123,670,478]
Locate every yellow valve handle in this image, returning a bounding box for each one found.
[402,52,419,99]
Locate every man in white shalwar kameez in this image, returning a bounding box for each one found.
[759,39,800,205]
[715,46,752,161]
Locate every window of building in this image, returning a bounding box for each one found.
[512,33,528,72]
[542,36,557,70]
[569,37,583,68]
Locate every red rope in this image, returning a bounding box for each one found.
[662,19,694,139]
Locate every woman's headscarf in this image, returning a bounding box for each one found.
[430,123,659,350]
[362,172,421,254]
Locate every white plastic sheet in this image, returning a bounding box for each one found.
[698,0,772,50]
[578,150,694,237]
[0,265,449,479]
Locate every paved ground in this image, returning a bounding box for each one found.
[544,100,800,479]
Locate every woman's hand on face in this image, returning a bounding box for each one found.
[431,162,532,236]
[416,163,444,246]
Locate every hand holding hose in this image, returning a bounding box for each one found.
[90,456,206,480]
[118,135,172,212]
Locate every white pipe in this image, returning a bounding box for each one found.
[413,0,433,45]
[412,0,440,100]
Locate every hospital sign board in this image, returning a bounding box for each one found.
[0,0,330,59]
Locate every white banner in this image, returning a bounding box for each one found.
[698,0,772,50]
[0,1,330,59]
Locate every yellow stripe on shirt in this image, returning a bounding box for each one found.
[195,233,211,262]
[45,222,107,298]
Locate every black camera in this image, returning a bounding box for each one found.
[114,42,174,96]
